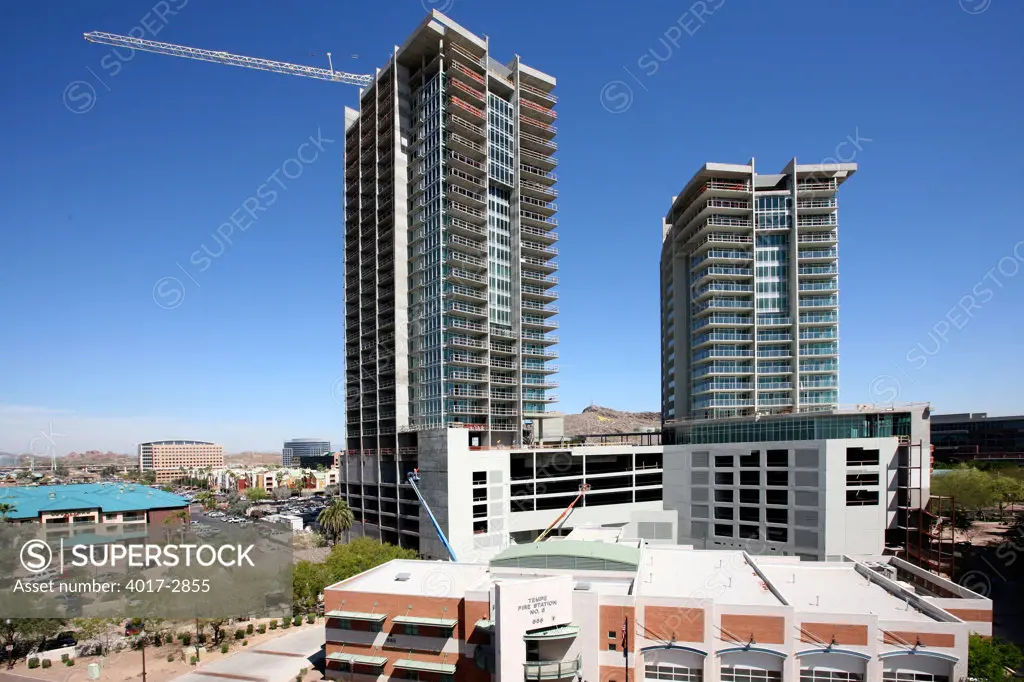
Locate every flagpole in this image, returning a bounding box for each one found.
[622,616,628,682]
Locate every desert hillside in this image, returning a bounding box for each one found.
[563,404,660,437]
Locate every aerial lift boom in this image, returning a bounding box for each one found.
[535,483,590,542]
[406,469,458,562]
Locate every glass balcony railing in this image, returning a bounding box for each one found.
[523,657,581,681]
[800,313,838,324]
[800,378,838,388]
[798,248,838,259]
[693,381,753,393]
[692,347,754,362]
[758,381,793,390]
[799,280,838,291]
[691,315,753,331]
[800,360,839,372]
[800,329,837,340]
[692,331,753,345]
[800,296,838,307]
[692,250,753,269]
[696,266,753,279]
[799,265,838,275]
[800,344,838,356]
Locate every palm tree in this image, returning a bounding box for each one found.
[0,503,15,521]
[317,499,354,545]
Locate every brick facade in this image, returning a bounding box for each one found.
[799,622,869,646]
[883,631,956,648]
[643,606,705,644]
[720,614,785,645]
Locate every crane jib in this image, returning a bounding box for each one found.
[83,31,374,87]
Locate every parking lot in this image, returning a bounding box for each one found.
[182,492,333,535]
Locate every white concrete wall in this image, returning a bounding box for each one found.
[420,432,666,558]
[823,437,895,558]
[667,436,901,559]
[510,501,664,535]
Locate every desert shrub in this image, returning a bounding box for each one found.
[27,658,39,669]
[41,659,52,669]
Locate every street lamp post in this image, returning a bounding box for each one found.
[140,630,147,682]
[5,618,13,671]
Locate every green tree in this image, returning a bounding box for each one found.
[246,487,270,502]
[1,618,68,664]
[931,467,999,512]
[290,539,416,612]
[323,537,417,581]
[292,561,331,614]
[195,491,217,510]
[227,496,251,516]
[0,502,16,521]
[991,475,1024,519]
[968,633,1023,681]
[71,618,119,654]
[199,618,228,646]
[317,499,354,545]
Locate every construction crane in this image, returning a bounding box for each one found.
[82,31,373,87]
[535,483,590,542]
[406,469,458,562]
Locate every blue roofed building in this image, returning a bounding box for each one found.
[0,483,189,525]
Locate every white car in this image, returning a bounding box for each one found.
[25,569,60,583]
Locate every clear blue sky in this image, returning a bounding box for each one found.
[1,0,1022,454]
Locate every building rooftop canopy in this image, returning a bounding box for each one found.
[0,483,189,519]
[489,540,641,571]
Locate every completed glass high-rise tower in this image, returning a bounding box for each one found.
[660,159,855,423]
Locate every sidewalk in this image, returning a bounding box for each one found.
[171,628,324,682]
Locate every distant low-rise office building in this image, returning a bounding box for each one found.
[324,539,987,682]
[0,483,189,525]
[931,412,1024,463]
[138,440,224,483]
[282,438,331,467]
[297,453,337,469]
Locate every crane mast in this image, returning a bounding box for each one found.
[83,31,373,87]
